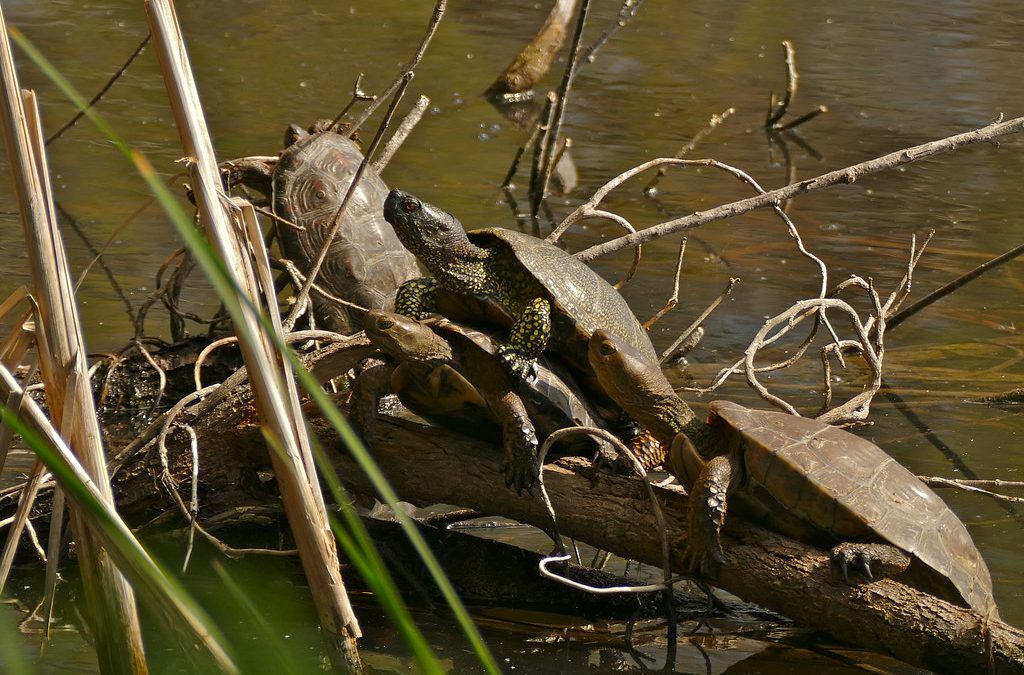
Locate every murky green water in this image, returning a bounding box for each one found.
[2,0,1024,672]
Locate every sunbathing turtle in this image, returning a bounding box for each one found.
[381,189,658,384]
[361,311,632,492]
[587,329,998,616]
[272,124,419,332]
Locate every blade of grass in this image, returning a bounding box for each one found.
[0,12,148,669]
[11,26,499,674]
[144,1,365,667]
[0,364,238,672]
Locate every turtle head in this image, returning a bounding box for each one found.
[383,189,478,271]
[588,330,698,445]
[365,310,452,364]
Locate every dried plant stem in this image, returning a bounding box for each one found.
[532,0,591,218]
[0,13,148,672]
[372,94,430,173]
[580,0,646,64]
[345,0,446,136]
[644,107,736,194]
[145,1,363,670]
[574,115,1024,263]
[887,239,1024,331]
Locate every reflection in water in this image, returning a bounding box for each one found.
[3,0,1024,671]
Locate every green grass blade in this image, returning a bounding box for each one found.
[13,28,499,673]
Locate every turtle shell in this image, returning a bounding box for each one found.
[467,228,658,369]
[429,318,611,441]
[274,131,418,332]
[709,400,996,615]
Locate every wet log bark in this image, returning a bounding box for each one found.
[4,352,1023,674]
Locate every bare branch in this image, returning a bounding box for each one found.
[574,116,1024,263]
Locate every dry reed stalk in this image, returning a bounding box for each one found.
[0,364,238,672]
[0,11,148,673]
[144,1,364,670]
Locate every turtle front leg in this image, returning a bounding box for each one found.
[395,277,439,320]
[488,388,541,494]
[682,453,737,578]
[497,297,551,381]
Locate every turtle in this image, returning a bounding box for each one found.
[360,310,637,492]
[272,123,419,333]
[587,329,998,616]
[381,189,658,384]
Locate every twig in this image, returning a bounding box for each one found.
[371,94,430,173]
[345,0,446,136]
[888,238,1024,331]
[643,239,686,329]
[536,427,685,594]
[502,116,543,189]
[644,107,736,194]
[574,115,1024,262]
[765,40,826,132]
[765,41,798,128]
[528,92,558,216]
[330,74,376,129]
[45,33,151,145]
[532,0,592,218]
[579,0,646,65]
[918,476,1024,504]
[660,277,739,364]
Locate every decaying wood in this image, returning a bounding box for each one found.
[38,354,1016,675]
[485,0,578,97]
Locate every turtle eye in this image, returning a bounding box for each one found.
[401,197,420,213]
[376,316,395,330]
[598,340,616,357]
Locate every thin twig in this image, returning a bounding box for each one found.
[579,0,646,64]
[644,107,736,194]
[643,238,686,329]
[45,33,151,145]
[532,0,592,218]
[330,74,376,129]
[660,278,739,364]
[888,238,1024,331]
[765,40,798,128]
[344,0,446,136]
[372,94,430,173]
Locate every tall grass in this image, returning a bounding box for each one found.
[8,20,500,675]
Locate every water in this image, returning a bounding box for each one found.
[3,0,1024,671]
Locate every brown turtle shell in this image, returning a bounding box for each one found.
[428,317,611,442]
[709,400,997,615]
[468,228,658,371]
[273,131,418,332]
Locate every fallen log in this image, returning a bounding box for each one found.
[5,346,1023,673]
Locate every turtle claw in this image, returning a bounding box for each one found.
[830,542,911,584]
[503,432,540,495]
[496,345,537,382]
[681,540,725,580]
